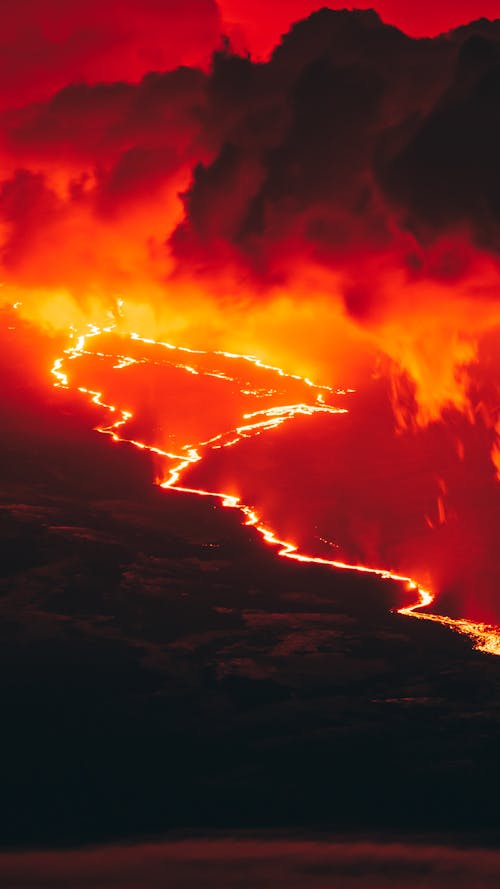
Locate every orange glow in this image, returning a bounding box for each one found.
[5,8,500,660]
[49,324,500,656]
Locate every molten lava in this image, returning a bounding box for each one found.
[49,322,500,657]
[2,5,500,679]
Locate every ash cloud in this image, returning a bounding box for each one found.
[377,29,500,251]
[172,11,500,296]
[2,7,500,420]
[2,9,500,291]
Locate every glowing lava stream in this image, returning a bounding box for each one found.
[51,325,500,657]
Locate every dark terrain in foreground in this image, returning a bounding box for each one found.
[1,330,500,849]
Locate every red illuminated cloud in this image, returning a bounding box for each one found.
[4,3,500,628]
[2,9,500,337]
[0,0,221,107]
[2,3,500,445]
[1,1,500,110]
[219,1,500,57]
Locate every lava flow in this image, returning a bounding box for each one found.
[50,324,500,657]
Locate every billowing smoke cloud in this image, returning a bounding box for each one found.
[3,8,500,445]
[5,3,500,622]
[221,1,500,55]
[0,0,493,109]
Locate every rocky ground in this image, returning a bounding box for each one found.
[2,341,500,850]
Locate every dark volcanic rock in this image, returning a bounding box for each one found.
[1,328,500,848]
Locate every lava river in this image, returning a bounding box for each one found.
[51,324,500,656]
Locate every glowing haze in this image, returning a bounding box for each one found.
[4,2,500,639]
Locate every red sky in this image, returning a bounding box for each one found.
[1,1,500,109]
[222,1,500,56]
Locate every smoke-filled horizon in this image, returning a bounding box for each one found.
[3,8,500,433]
[5,4,500,624]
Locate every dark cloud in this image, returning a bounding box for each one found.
[4,67,206,164]
[0,0,492,113]
[377,32,500,249]
[2,8,500,431]
[2,9,500,295]
[167,11,478,282]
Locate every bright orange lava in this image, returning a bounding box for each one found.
[50,323,500,657]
